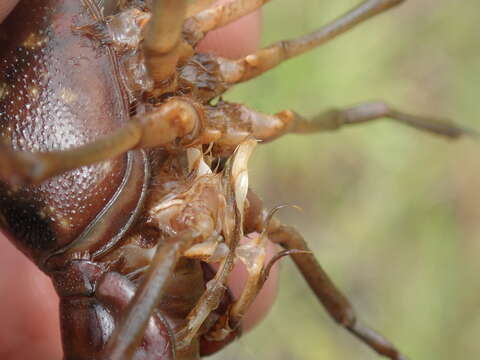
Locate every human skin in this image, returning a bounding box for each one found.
[0,2,278,359]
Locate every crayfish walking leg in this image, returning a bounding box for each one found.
[267,220,408,360]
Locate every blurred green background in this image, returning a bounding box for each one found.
[212,1,480,359]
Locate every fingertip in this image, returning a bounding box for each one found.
[0,235,62,360]
[226,236,280,332]
[196,2,262,59]
[242,240,280,331]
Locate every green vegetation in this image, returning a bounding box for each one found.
[212,1,480,359]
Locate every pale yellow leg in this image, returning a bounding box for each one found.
[0,98,201,184]
[219,0,406,84]
[143,0,193,84]
[203,100,472,157]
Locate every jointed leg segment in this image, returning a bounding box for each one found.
[4,0,449,186]
[0,98,200,184]
[279,101,473,139]
[97,272,175,360]
[218,0,406,84]
[0,98,470,186]
[203,100,471,154]
[176,140,258,347]
[268,220,408,360]
[101,235,191,360]
[143,0,192,84]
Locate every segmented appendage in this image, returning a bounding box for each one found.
[72,4,268,359]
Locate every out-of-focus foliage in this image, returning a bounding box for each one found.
[212,1,480,359]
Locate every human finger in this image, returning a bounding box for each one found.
[0,0,19,23]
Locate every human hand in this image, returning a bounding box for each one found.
[0,2,277,359]
[0,0,18,23]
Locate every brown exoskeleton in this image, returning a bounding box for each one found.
[0,0,474,359]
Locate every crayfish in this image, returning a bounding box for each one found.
[0,0,474,359]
